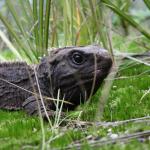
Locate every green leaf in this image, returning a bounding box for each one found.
[143,0,150,10]
[44,0,51,51]
[102,0,150,39]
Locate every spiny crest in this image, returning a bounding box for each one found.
[0,61,29,68]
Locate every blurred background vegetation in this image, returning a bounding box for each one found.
[0,0,149,63]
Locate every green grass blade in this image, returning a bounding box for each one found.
[26,0,34,19]
[63,0,69,45]
[39,0,44,55]
[88,0,108,48]
[0,29,22,60]
[19,0,32,26]
[143,0,150,10]
[0,13,33,62]
[6,0,38,61]
[76,1,92,44]
[101,0,150,39]
[51,3,59,47]
[71,0,74,45]
[44,0,51,51]
[33,0,39,54]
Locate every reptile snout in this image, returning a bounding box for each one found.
[99,55,112,72]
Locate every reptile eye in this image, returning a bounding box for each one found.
[72,52,84,65]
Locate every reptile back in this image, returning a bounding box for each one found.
[0,62,34,110]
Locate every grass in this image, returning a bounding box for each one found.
[104,62,150,121]
[0,59,150,150]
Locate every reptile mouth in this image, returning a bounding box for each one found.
[61,73,102,102]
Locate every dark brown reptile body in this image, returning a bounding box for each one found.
[0,45,112,117]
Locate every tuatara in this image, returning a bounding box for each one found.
[0,45,112,117]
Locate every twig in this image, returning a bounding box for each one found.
[95,116,150,127]
[64,130,150,149]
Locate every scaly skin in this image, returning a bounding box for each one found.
[0,45,112,117]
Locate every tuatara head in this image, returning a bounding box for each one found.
[38,45,112,110]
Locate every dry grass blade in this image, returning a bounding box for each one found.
[124,55,150,67]
[140,88,150,104]
[114,50,150,66]
[33,67,52,127]
[94,62,120,121]
[33,67,46,150]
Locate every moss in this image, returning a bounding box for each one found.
[0,60,150,149]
